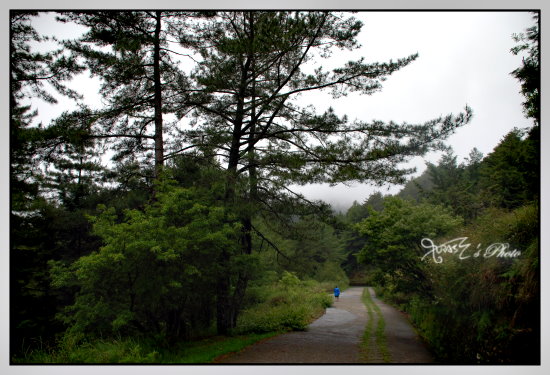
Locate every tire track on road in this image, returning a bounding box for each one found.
[216,286,433,364]
[367,287,434,363]
[361,287,390,363]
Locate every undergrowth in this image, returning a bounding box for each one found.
[373,204,539,364]
[361,288,390,363]
[14,271,334,364]
[235,271,333,334]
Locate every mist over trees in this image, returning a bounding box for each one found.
[10,11,538,365]
[340,13,539,364]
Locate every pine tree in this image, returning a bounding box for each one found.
[182,11,472,333]
[480,129,537,208]
[11,11,83,211]
[510,12,539,125]
[10,11,90,354]
[58,11,194,185]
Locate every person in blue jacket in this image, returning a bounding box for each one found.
[334,286,341,300]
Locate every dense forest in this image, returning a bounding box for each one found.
[10,11,539,364]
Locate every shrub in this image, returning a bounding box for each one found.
[235,274,332,334]
[49,185,243,342]
[388,203,539,364]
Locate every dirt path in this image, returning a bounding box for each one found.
[216,286,433,364]
[368,287,434,363]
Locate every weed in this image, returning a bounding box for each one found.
[361,288,391,363]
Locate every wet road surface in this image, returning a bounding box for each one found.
[216,286,433,364]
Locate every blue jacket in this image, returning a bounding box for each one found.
[334,287,340,297]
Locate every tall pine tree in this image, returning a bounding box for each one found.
[180,11,472,333]
[58,11,195,187]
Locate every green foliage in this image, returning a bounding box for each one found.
[380,204,539,364]
[479,128,538,208]
[11,193,115,355]
[344,192,385,225]
[236,274,332,334]
[356,131,540,363]
[422,128,538,219]
[423,148,486,221]
[253,214,349,285]
[51,183,242,341]
[11,12,83,105]
[349,130,539,363]
[15,271,334,363]
[397,168,434,203]
[510,12,539,124]
[191,10,471,197]
[356,196,462,296]
[14,11,534,364]
[340,192,387,280]
[58,11,194,179]
[14,333,280,364]
[12,10,474,349]
[314,262,349,287]
[11,11,87,214]
[279,271,301,288]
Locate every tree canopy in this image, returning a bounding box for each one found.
[11,10,476,351]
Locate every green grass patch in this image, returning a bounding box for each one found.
[13,332,281,364]
[235,272,333,334]
[165,332,281,363]
[14,272,333,364]
[361,288,391,363]
[360,292,375,361]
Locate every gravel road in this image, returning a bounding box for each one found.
[216,286,433,364]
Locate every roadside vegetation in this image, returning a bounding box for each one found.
[13,332,280,364]
[344,15,539,363]
[15,271,338,363]
[11,11,537,365]
[360,288,390,363]
[345,127,539,363]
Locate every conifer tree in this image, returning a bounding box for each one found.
[12,11,474,337]
[11,11,83,211]
[58,11,194,184]
[510,12,539,125]
[10,11,90,354]
[181,11,472,333]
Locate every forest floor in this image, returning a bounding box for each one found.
[215,286,434,364]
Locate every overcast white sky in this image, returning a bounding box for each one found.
[296,11,536,210]
[1,2,548,375]
[26,10,537,211]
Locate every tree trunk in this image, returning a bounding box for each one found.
[215,50,253,334]
[216,248,233,335]
[231,29,258,326]
[152,11,164,182]
[217,14,262,334]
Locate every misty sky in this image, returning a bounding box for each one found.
[2,5,546,375]
[295,11,536,210]
[26,11,536,211]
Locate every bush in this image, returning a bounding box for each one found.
[382,204,539,364]
[314,261,349,287]
[235,274,332,334]
[49,185,243,342]
[13,336,161,364]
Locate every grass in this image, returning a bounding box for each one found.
[235,275,333,334]
[361,292,375,361]
[14,274,334,364]
[13,332,282,364]
[361,287,391,363]
[164,332,281,363]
